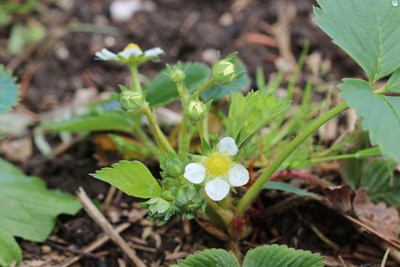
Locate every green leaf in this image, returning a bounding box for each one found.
[44,110,135,133]
[0,64,19,114]
[339,78,400,162]
[146,62,210,107]
[171,248,239,267]
[0,230,22,266]
[91,160,162,198]
[0,158,81,244]
[200,58,251,101]
[343,157,400,208]
[385,67,400,92]
[263,181,319,199]
[314,0,400,83]
[227,91,290,147]
[242,245,324,267]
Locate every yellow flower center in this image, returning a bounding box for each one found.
[123,43,142,52]
[204,153,231,177]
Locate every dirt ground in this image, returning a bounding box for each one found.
[1,0,395,266]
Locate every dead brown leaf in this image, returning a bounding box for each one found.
[353,188,400,240]
[323,184,353,213]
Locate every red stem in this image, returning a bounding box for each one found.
[269,169,331,188]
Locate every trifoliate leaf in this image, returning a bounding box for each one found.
[242,244,324,267]
[339,78,400,162]
[0,158,81,247]
[171,248,240,267]
[227,91,290,147]
[91,160,162,198]
[0,230,22,266]
[0,64,19,114]
[314,0,400,83]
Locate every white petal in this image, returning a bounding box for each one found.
[205,178,230,201]
[95,48,118,60]
[217,137,238,156]
[118,47,142,58]
[144,47,164,57]
[228,164,249,186]
[183,163,206,184]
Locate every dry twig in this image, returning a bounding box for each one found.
[76,187,146,267]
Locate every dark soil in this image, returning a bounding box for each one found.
[1,0,393,266]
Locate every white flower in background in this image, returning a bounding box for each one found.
[95,43,163,64]
[183,137,249,201]
[110,0,142,22]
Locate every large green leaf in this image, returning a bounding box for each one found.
[339,78,400,162]
[0,64,19,114]
[243,245,323,267]
[171,248,239,267]
[0,230,21,266]
[44,110,135,133]
[314,0,400,83]
[0,159,82,242]
[0,158,81,264]
[91,160,162,198]
[146,62,210,107]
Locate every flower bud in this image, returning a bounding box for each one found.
[167,64,185,83]
[212,59,236,84]
[165,156,185,177]
[186,100,207,121]
[120,90,144,112]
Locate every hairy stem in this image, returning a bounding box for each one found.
[198,78,214,94]
[129,65,142,93]
[141,103,176,155]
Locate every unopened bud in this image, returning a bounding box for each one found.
[186,100,207,121]
[212,59,236,84]
[165,157,185,177]
[167,65,185,83]
[120,90,144,112]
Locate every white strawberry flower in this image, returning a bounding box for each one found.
[183,137,249,201]
[95,43,163,64]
